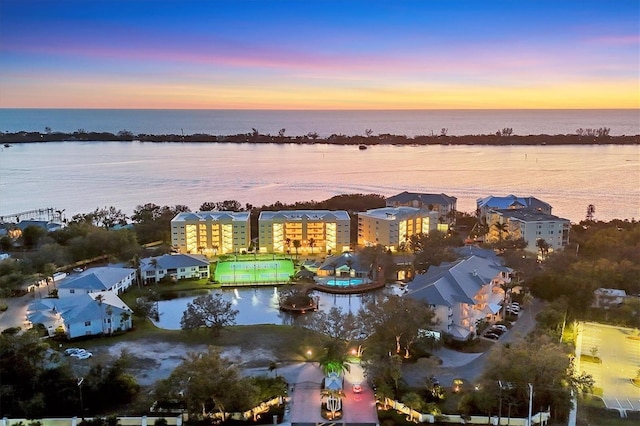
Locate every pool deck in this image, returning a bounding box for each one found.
[313,280,386,294]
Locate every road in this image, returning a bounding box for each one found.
[0,281,51,332]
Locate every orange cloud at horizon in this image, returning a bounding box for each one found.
[2,72,637,110]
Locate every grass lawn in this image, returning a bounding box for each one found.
[214,259,295,285]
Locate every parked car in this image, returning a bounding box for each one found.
[64,347,82,356]
[485,332,500,340]
[506,309,519,317]
[491,325,508,333]
[70,349,91,358]
[488,326,505,335]
[75,351,92,360]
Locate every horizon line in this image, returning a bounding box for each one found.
[1,107,638,111]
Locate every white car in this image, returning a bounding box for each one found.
[64,347,82,356]
[72,350,93,360]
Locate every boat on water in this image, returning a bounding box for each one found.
[358,144,367,150]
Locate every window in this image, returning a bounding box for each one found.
[70,289,75,294]
[84,321,91,326]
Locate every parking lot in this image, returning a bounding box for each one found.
[576,322,640,414]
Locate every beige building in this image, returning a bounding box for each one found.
[258,210,351,255]
[171,211,251,255]
[357,207,438,251]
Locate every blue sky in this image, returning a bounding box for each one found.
[0,0,637,109]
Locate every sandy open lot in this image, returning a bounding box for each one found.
[70,340,277,387]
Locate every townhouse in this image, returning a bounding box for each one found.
[140,253,210,285]
[404,254,512,341]
[57,266,136,297]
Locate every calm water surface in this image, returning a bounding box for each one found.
[153,286,391,329]
[1,142,638,222]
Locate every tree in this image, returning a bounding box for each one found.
[21,225,47,249]
[493,222,509,241]
[480,334,590,420]
[296,306,359,342]
[292,239,301,260]
[180,293,238,336]
[536,238,549,261]
[308,237,316,254]
[409,231,459,273]
[95,294,106,335]
[199,201,217,211]
[358,295,437,359]
[154,348,259,419]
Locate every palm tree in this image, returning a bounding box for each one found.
[150,258,159,284]
[120,311,131,331]
[105,305,114,335]
[308,238,316,254]
[131,254,141,289]
[493,222,508,241]
[345,257,354,287]
[536,238,549,261]
[292,239,301,261]
[95,293,105,335]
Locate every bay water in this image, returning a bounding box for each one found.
[0,141,638,222]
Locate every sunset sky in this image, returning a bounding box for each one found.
[0,0,638,109]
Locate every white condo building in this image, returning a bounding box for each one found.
[258,210,351,254]
[357,206,439,251]
[171,211,251,255]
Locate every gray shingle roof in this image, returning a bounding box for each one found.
[140,253,209,271]
[58,267,135,291]
[477,195,551,211]
[386,191,457,206]
[405,255,510,307]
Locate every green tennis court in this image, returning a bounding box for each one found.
[215,259,295,285]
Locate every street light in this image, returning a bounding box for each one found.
[528,383,533,426]
[77,377,84,419]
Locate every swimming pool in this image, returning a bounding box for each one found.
[318,277,368,287]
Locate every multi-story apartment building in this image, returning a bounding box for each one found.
[486,209,570,254]
[357,206,439,251]
[386,191,457,222]
[258,210,351,254]
[476,194,552,222]
[171,211,251,255]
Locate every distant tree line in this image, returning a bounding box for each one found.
[1,128,637,145]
